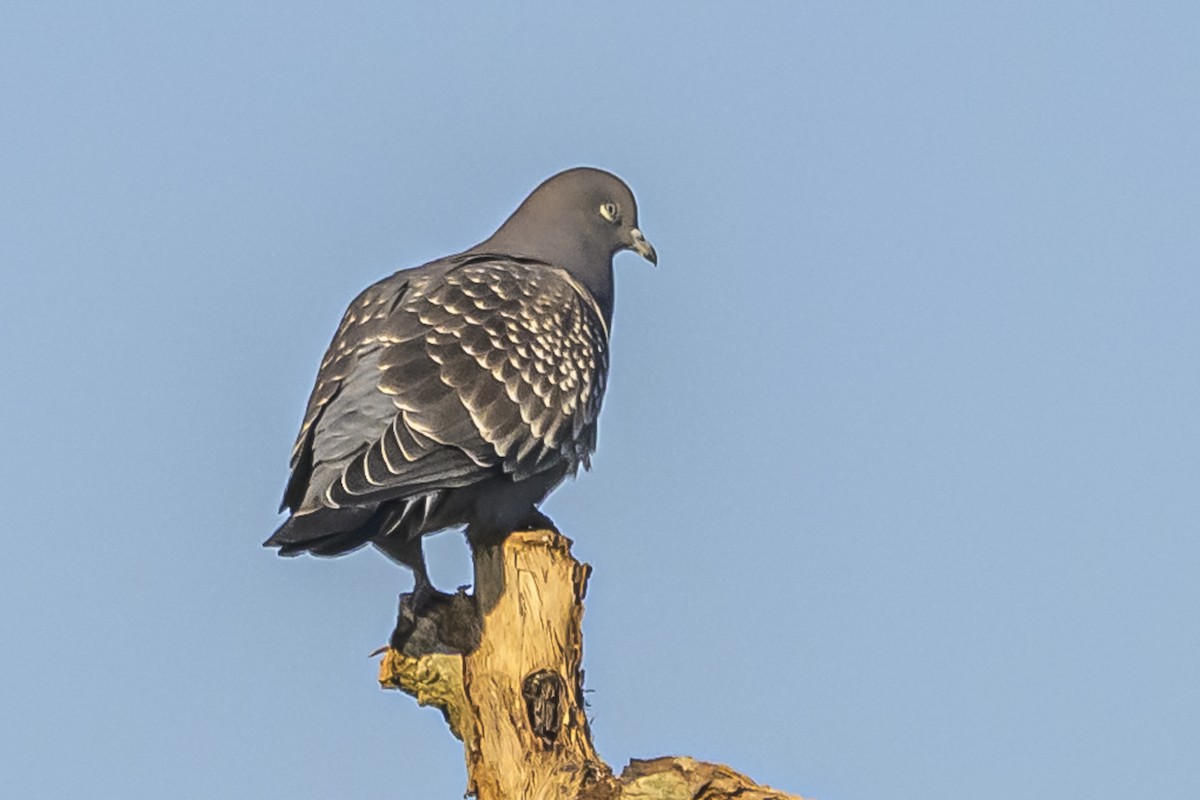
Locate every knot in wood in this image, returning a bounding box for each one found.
[522,669,564,747]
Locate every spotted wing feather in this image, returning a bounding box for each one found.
[279,276,413,514]
[325,255,609,508]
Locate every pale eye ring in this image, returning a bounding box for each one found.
[599,201,620,223]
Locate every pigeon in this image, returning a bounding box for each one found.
[265,167,656,605]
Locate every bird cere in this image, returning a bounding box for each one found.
[266,167,656,625]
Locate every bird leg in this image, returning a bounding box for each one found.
[375,534,481,655]
[408,549,435,613]
[376,534,439,607]
[380,509,561,654]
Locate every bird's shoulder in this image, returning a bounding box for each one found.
[373,253,610,474]
[407,253,608,340]
[389,254,610,407]
[327,254,607,346]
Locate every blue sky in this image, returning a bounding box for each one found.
[2,3,1198,798]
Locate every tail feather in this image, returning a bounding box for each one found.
[264,505,377,557]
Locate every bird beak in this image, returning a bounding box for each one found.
[629,228,658,266]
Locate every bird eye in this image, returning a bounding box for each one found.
[599,202,620,223]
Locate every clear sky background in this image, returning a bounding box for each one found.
[2,3,1197,798]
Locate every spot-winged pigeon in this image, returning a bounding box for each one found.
[265,167,656,602]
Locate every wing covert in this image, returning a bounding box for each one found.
[287,256,610,512]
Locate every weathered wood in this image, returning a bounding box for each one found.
[600,756,802,800]
[378,529,804,800]
[378,650,471,745]
[463,530,607,799]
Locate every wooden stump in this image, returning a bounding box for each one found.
[378,529,804,800]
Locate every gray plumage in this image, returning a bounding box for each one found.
[265,167,655,597]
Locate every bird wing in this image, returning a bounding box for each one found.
[283,255,609,515]
[279,272,417,514]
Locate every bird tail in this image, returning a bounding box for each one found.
[264,506,377,557]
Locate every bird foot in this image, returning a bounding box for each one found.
[387,585,481,656]
[519,509,559,534]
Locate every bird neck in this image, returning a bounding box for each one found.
[574,259,615,327]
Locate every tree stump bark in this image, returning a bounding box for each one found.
[378,529,804,800]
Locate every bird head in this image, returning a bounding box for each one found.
[480,167,657,270]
